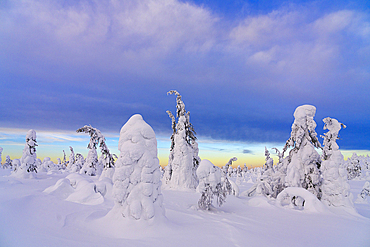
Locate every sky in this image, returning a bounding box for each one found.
[1,0,370,167]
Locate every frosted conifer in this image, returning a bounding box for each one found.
[112,114,164,220]
[77,125,115,176]
[165,90,200,190]
[283,105,322,199]
[20,129,38,174]
[197,160,226,210]
[3,155,12,169]
[320,117,353,207]
[346,153,362,180]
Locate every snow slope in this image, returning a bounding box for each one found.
[0,169,369,247]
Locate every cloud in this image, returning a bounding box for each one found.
[1,1,369,149]
[243,149,253,154]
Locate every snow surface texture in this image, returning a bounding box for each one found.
[111,114,164,220]
[0,169,369,247]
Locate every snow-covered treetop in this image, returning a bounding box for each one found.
[76,125,105,149]
[167,90,186,117]
[321,117,346,160]
[77,125,115,168]
[118,114,156,154]
[26,129,37,148]
[226,157,237,167]
[323,117,346,136]
[283,104,321,155]
[167,90,197,145]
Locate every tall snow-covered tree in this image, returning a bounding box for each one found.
[77,125,115,176]
[282,105,322,199]
[20,129,38,173]
[197,160,226,210]
[320,117,353,208]
[111,114,164,220]
[165,90,200,190]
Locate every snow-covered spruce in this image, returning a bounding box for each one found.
[355,181,370,204]
[221,157,239,196]
[346,153,362,180]
[112,114,164,220]
[244,147,282,198]
[16,129,38,176]
[320,117,353,208]
[283,105,322,199]
[164,90,200,190]
[39,157,58,173]
[197,160,226,210]
[77,125,115,176]
[3,155,12,169]
[67,146,76,170]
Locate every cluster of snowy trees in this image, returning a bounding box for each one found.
[243,105,358,210]
[2,93,370,217]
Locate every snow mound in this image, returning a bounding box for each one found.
[276,187,329,213]
[44,173,104,205]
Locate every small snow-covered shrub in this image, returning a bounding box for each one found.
[355,181,370,204]
[196,160,226,210]
[3,155,12,169]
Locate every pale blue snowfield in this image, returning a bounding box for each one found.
[0,169,369,247]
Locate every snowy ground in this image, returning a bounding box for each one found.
[0,169,369,247]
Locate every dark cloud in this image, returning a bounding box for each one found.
[1,0,369,151]
[243,149,253,154]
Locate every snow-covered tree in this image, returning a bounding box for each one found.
[165,90,200,190]
[112,114,164,220]
[12,159,20,172]
[283,105,322,199]
[221,157,238,196]
[69,153,84,173]
[245,147,282,198]
[3,155,12,169]
[20,129,38,174]
[320,117,353,208]
[77,125,115,176]
[0,147,3,166]
[39,157,57,172]
[346,153,362,180]
[355,181,370,204]
[68,146,75,169]
[197,160,226,210]
[61,150,68,169]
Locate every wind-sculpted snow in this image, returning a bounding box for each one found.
[0,169,370,246]
[276,187,330,213]
[111,114,164,220]
[44,173,105,205]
